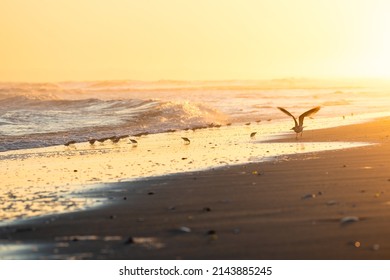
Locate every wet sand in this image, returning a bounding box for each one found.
[1,118,390,259]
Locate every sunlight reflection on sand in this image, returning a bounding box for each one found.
[0,116,377,224]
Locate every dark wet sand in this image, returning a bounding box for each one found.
[1,118,390,259]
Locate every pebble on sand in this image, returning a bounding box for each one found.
[124,237,135,244]
[326,200,338,206]
[178,226,191,233]
[302,194,316,200]
[340,216,359,225]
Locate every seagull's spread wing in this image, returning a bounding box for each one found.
[277,107,298,127]
[298,106,320,127]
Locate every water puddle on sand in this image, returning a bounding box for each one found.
[0,235,164,259]
[0,121,373,224]
[0,243,46,260]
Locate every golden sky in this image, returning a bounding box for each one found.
[1,0,390,82]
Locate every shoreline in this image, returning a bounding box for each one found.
[0,115,375,224]
[1,117,390,259]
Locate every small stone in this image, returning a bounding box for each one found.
[124,237,135,244]
[178,226,191,233]
[302,194,316,200]
[326,200,338,206]
[340,216,359,225]
[148,191,155,195]
[372,244,380,251]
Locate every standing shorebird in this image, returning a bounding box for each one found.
[277,106,320,139]
[181,137,190,145]
[64,140,76,147]
[97,137,109,143]
[129,139,138,146]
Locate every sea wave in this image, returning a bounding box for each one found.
[1,80,390,152]
[0,96,228,151]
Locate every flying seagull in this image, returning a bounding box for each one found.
[277,106,320,139]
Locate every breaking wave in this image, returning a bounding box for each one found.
[0,95,228,151]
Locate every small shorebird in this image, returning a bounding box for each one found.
[250,132,257,138]
[181,137,190,145]
[97,137,109,143]
[129,139,138,146]
[111,137,120,144]
[64,140,76,146]
[277,106,320,139]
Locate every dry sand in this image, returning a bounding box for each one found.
[1,118,390,259]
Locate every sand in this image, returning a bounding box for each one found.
[0,119,367,222]
[1,118,390,259]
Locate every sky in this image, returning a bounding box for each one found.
[1,0,390,82]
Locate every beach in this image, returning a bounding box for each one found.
[1,117,390,259]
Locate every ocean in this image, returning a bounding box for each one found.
[1,79,390,152]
